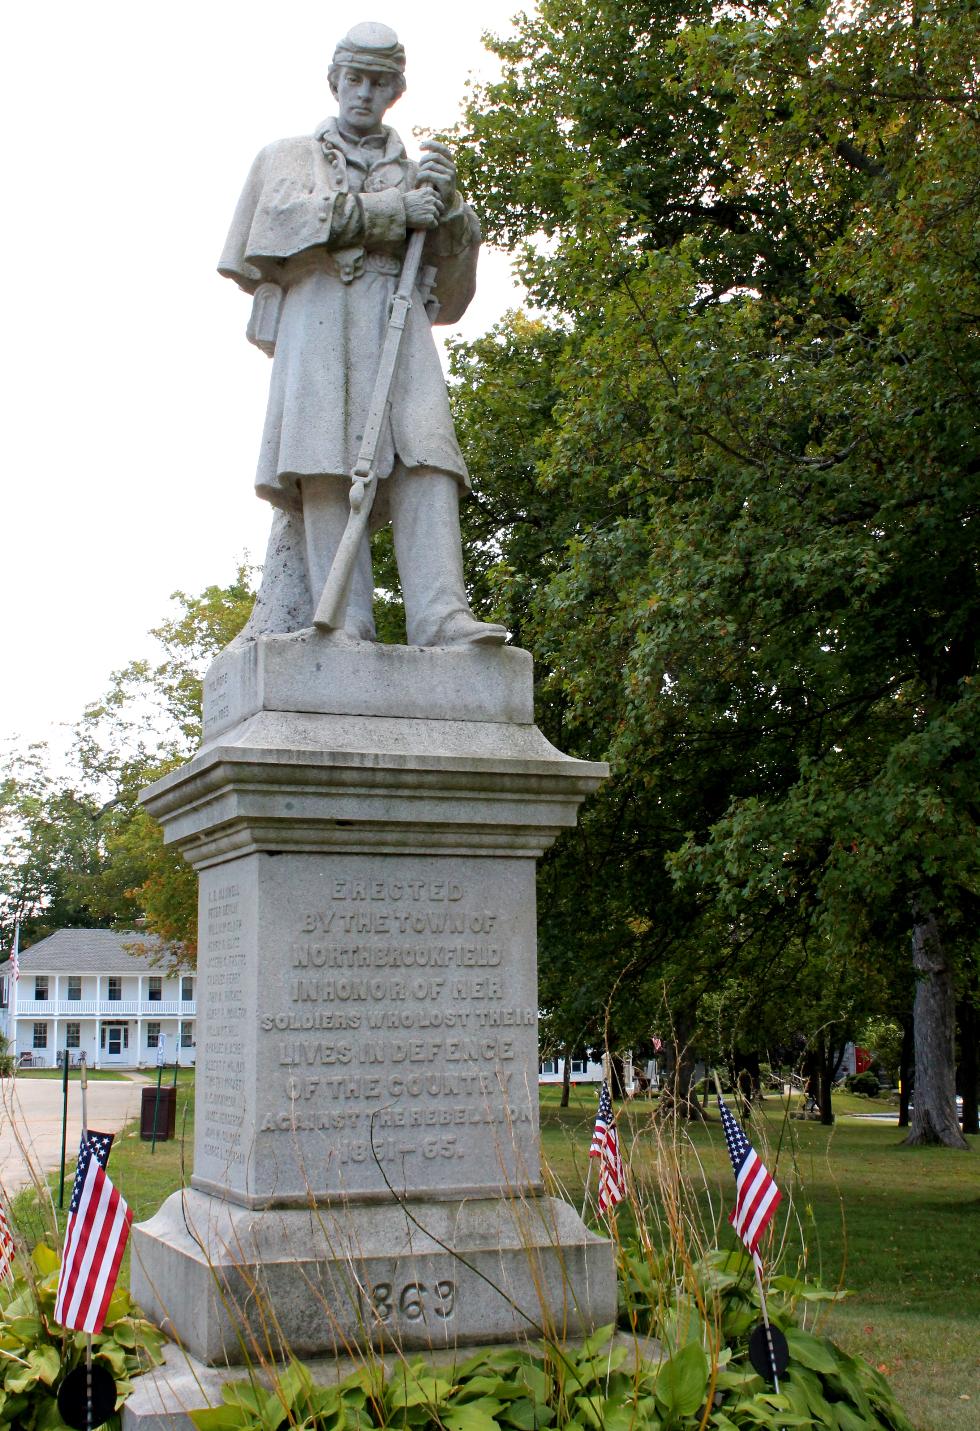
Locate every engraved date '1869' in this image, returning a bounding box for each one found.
[362,1280,456,1323]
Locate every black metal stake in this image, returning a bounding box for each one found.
[58,1048,69,1209]
[85,1338,93,1431]
[150,1063,163,1154]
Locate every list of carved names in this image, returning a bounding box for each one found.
[200,883,246,1168]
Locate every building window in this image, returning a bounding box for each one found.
[0,977,7,1009]
[539,1058,558,1076]
[148,977,162,1002]
[67,976,82,1000]
[146,1022,161,1049]
[570,1058,588,1075]
[107,978,122,1001]
[180,1021,194,1048]
[66,1023,80,1048]
[33,1023,48,1049]
[181,976,194,1002]
[35,977,49,1002]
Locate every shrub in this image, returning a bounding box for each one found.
[0,1243,165,1431]
[845,1072,880,1098]
[619,1242,913,1430]
[187,1248,913,1431]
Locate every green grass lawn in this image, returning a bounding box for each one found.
[14,1076,977,1431]
[540,1084,979,1431]
[13,1075,196,1284]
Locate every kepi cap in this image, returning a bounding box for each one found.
[332,21,405,76]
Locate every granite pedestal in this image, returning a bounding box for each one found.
[132,633,614,1363]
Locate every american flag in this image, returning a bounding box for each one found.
[54,1131,132,1333]
[10,921,19,982]
[0,1200,16,1282]
[718,1094,781,1259]
[589,1081,626,1212]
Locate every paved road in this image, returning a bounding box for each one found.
[0,1076,148,1197]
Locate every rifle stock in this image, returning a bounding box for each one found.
[312,473,378,630]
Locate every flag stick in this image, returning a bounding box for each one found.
[58,1048,69,1209]
[79,1054,88,1167]
[583,1062,608,1220]
[580,1158,594,1220]
[751,1252,782,1395]
[79,1057,94,1431]
[712,1068,782,1394]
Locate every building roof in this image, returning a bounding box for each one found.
[0,928,181,976]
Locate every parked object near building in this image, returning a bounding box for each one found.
[0,929,195,1071]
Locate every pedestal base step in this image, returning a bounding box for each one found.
[202,634,534,742]
[131,1188,617,1366]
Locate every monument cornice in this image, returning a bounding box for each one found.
[141,715,609,866]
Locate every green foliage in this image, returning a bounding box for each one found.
[845,1071,881,1098]
[448,0,980,1101]
[618,1243,913,1431]
[188,1254,912,1431]
[856,1017,903,1084]
[0,745,132,948]
[0,1243,164,1431]
[1,569,254,958]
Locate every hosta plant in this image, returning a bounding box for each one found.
[186,1244,916,1431]
[0,1243,165,1431]
[619,1242,914,1431]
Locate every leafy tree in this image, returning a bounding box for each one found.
[0,572,254,962]
[451,0,979,1141]
[0,745,127,949]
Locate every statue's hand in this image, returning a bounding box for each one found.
[404,188,444,230]
[417,140,457,207]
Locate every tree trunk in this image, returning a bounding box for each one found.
[609,1052,628,1100]
[956,998,978,1137]
[898,1016,913,1129]
[802,1035,836,1125]
[904,904,968,1148]
[657,1030,704,1120]
[733,1049,761,1103]
[816,1033,836,1126]
[674,1044,703,1119]
[560,1050,572,1109]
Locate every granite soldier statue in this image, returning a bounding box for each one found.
[220,21,507,648]
[132,24,615,1368]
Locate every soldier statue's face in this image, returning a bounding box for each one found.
[336,67,401,135]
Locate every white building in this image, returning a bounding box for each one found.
[538,1053,605,1085]
[0,929,196,1070]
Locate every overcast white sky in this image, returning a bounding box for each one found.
[0,1,525,757]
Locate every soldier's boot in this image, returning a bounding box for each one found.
[390,467,509,648]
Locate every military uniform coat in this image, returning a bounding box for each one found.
[219,119,480,512]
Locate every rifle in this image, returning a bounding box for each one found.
[313,197,438,633]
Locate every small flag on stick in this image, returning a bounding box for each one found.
[718,1092,781,1258]
[54,1131,131,1333]
[0,1200,16,1283]
[715,1077,788,1390]
[589,1081,626,1212]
